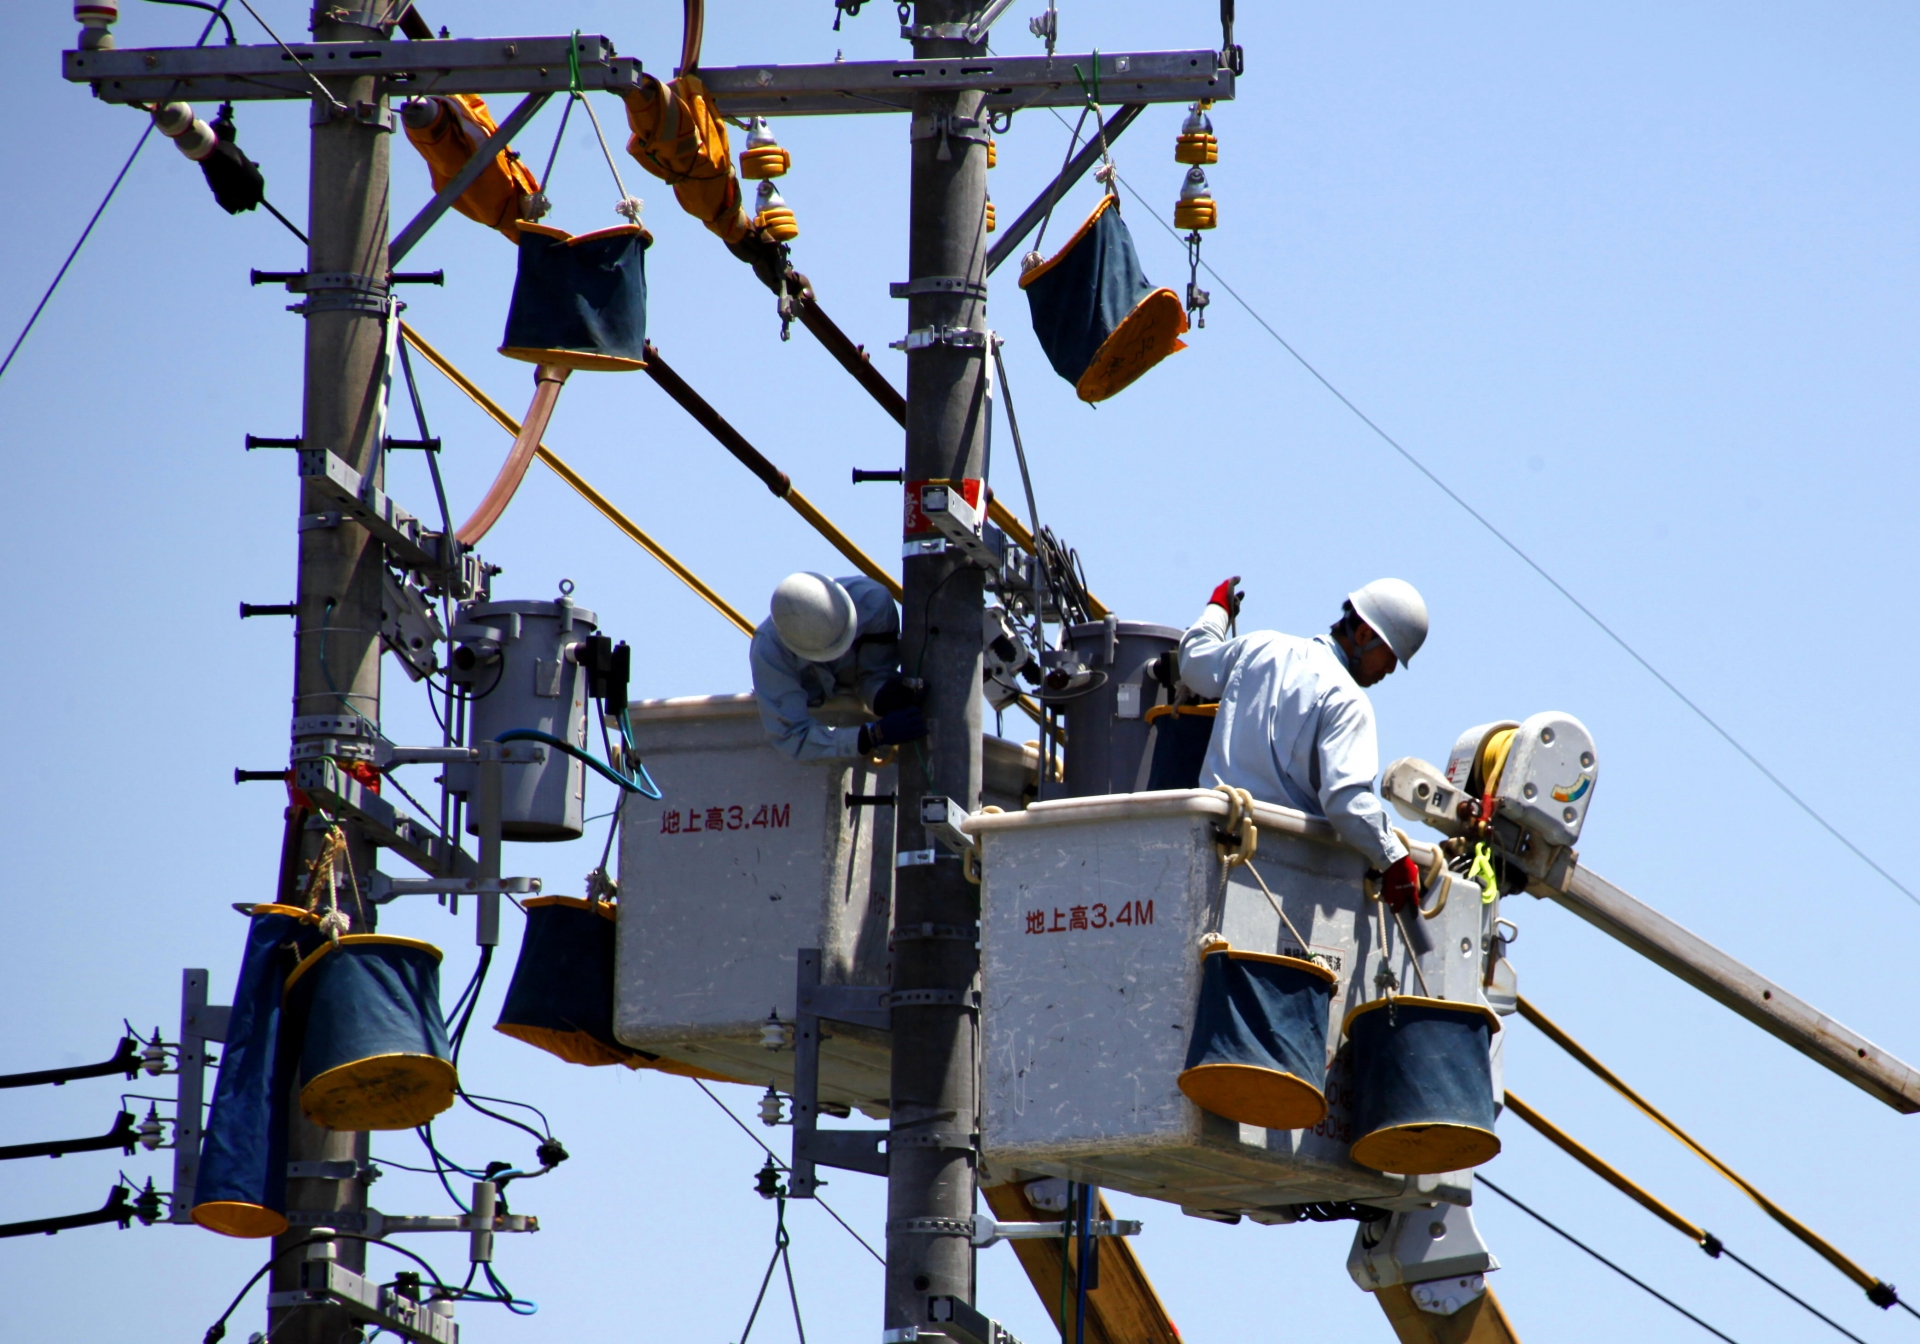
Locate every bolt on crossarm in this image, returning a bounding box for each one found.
[272,3,389,1339]
[889,0,992,1332]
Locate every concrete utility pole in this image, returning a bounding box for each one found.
[272,3,390,1337]
[890,0,991,1329]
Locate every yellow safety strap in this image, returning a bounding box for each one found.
[1468,841,1499,904]
[398,323,755,637]
[1502,1091,1708,1246]
[1517,995,1893,1300]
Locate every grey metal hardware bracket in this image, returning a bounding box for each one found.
[285,1207,539,1236]
[268,1258,457,1344]
[687,50,1230,117]
[168,969,229,1223]
[297,448,480,597]
[790,948,891,1198]
[63,34,640,106]
[294,757,476,880]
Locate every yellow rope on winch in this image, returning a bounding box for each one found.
[398,322,755,637]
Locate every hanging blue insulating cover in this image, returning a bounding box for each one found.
[499,222,650,371]
[286,935,457,1132]
[1177,945,1337,1130]
[192,904,323,1238]
[1344,997,1502,1176]
[1144,704,1217,792]
[1020,194,1187,403]
[495,897,648,1068]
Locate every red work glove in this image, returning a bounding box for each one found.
[1207,576,1244,619]
[1379,854,1423,911]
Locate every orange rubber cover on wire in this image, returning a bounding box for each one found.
[455,365,570,545]
[403,94,542,243]
[618,73,754,244]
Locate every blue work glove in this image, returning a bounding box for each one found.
[873,674,924,717]
[859,707,927,754]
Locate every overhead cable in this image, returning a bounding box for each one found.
[1477,1176,1743,1344]
[1517,995,1904,1310]
[1505,1091,1871,1344]
[1096,164,1916,914]
[690,1077,884,1266]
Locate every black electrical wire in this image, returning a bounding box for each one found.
[140,0,237,45]
[456,1088,547,1144]
[1477,1176,1743,1343]
[447,946,493,1067]
[1707,1243,1872,1344]
[1090,155,1919,915]
[415,1124,475,1211]
[1,2,234,387]
[458,1092,553,1139]
[200,1233,449,1344]
[690,1078,884,1265]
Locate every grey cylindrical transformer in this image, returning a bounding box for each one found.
[1057,619,1181,797]
[447,597,598,841]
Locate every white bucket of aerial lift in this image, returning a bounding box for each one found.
[611,695,1041,1117]
[1346,1198,1498,1311]
[967,789,1505,1218]
[444,597,595,841]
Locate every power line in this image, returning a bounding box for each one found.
[1100,163,1918,915]
[1478,1176,1743,1344]
[0,124,155,386]
[2,0,235,388]
[690,1078,884,1266]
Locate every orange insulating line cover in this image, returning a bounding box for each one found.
[455,365,570,545]
[617,73,753,244]
[403,94,543,243]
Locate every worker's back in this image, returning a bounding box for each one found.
[1184,625,1376,819]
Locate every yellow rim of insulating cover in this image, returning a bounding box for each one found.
[521,895,617,921]
[1143,702,1219,723]
[247,903,316,920]
[1073,287,1187,404]
[1177,1062,1329,1131]
[284,934,444,995]
[1018,193,1118,287]
[191,1200,290,1239]
[1349,1122,1502,1176]
[497,347,648,372]
[1201,945,1339,986]
[299,1052,458,1131]
[1341,995,1502,1038]
[493,1022,640,1069]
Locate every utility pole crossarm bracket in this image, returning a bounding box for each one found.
[789,949,891,1198]
[64,35,640,105]
[695,50,1231,117]
[293,758,478,881]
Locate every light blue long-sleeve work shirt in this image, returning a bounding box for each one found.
[1177,603,1406,869]
[749,576,902,761]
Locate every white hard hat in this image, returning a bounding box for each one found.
[1347,578,1429,666]
[770,572,858,663]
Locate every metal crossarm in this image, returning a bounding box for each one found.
[691,50,1232,116]
[64,35,640,105]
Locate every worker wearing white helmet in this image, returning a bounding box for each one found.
[751,572,928,760]
[1178,576,1430,910]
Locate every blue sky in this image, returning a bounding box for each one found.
[2,2,1917,1342]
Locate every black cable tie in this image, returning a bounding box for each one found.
[1700,1231,1723,1258]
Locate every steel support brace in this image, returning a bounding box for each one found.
[790,948,891,1198]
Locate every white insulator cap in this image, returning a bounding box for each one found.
[399,98,443,131]
[75,2,118,49]
[1179,166,1212,202]
[153,103,218,161]
[746,115,778,149]
[754,179,788,212]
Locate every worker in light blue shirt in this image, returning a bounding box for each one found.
[1178,576,1430,908]
[750,572,927,761]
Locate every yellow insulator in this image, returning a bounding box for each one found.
[753,179,800,242]
[985,197,997,232]
[987,138,998,169]
[1173,166,1217,230]
[1174,102,1217,165]
[739,116,791,180]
